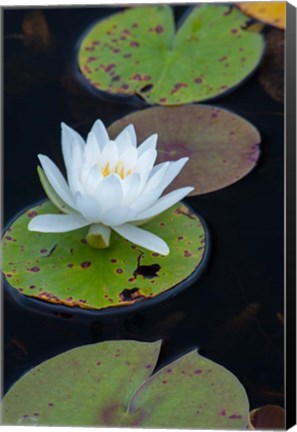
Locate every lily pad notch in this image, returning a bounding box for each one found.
[77,4,265,105]
[2,200,210,314]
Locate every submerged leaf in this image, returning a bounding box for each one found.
[1,340,249,428]
[108,105,261,196]
[78,4,264,105]
[2,201,208,310]
[259,29,284,103]
[22,10,51,49]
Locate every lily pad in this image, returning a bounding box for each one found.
[259,29,284,103]
[1,340,249,428]
[248,405,285,430]
[2,200,208,311]
[238,2,286,29]
[108,105,261,196]
[77,4,264,105]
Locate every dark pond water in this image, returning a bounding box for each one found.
[3,5,284,412]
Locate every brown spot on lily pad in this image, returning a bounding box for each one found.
[80,261,91,269]
[155,25,164,33]
[28,266,40,272]
[133,263,161,279]
[27,211,38,218]
[119,288,145,302]
[171,82,188,94]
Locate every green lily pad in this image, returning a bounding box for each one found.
[108,105,261,196]
[77,4,264,105]
[2,200,207,311]
[1,340,249,428]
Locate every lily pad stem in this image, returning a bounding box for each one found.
[86,224,111,249]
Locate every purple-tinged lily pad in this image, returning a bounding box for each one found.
[108,105,261,196]
[77,5,264,105]
[1,340,249,428]
[2,200,208,311]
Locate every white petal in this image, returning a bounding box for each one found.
[90,119,109,150]
[84,132,101,165]
[115,124,137,152]
[67,142,83,194]
[136,149,157,174]
[38,155,76,209]
[74,193,102,222]
[112,224,169,255]
[134,187,194,221]
[101,207,137,226]
[150,161,168,176]
[127,124,137,147]
[161,157,189,191]
[28,214,89,233]
[130,186,163,212]
[120,146,138,172]
[115,129,132,153]
[121,173,141,205]
[137,134,158,156]
[138,169,152,194]
[142,162,169,194]
[100,140,119,171]
[95,174,123,211]
[61,122,85,166]
[81,164,103,195]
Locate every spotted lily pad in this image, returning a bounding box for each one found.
[77,4,264,105]
[108,105,261,196]
[238,2,286,29]
[2,200,208,311]
[1,340,249,428]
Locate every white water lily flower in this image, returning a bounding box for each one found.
[28,120,193,255]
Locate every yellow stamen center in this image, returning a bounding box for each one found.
[102,162,110,177]
[102,160,133,179]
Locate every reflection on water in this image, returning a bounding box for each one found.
[4,5,284,411]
